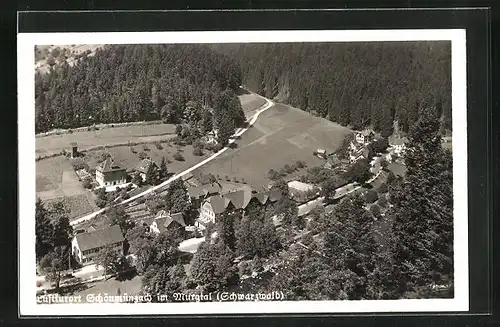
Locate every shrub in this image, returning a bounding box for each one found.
[284,164,295,174]
[364,189,379,204]
[370,204,381,217]
[295,160,306,169]
[173,152,185,161]
[193,146,204,156]
[378,195,388,207]
[386,172,396,185]
[68,129,73,134]
[82,177,92,189]
[268,169,280,181]
[95,198,107,208]
[301,233,314,246]
[213,143,223,153]
[138,152,147,160]
[278,168,288,177]
[155,142,163,150]
[130,147,137,154]
[381,158,389,171]
[143,145,150,152]
[239,261,252,277]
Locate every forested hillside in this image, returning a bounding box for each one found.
[35,44,242,133]
[213,42,451,136]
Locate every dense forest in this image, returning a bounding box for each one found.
[213,42,452,136]
[35,44,242,133]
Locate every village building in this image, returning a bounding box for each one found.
[203,129,219,145]
[71,225,124,266]
[95,158,127,188]
[323,154,341,170]
[186,182,222,207]
[349,143,370,163]
[390,137,409,156]
[314,148,327,159]
[196,187,282,229]
[355,130,375,145]
[135,158,158,182]
[149,210,186,234]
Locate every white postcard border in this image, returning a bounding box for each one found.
[18,29,468,316]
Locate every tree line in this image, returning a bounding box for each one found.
[212,42,452,137]
[35,44,242,134]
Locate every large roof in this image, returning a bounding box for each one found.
[206,195,231,214]
[204,187,282,215]
[135,158,156,174]
[187,182,222,199]
[96,158,125,173]
[74,225,124,251]
[222,189,252,209]
[153,211,186,233]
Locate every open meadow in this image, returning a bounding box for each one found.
[36,124,177,158]
[195,102,352,188]
[36,156,99,219]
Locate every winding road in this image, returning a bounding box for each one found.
[70,93,275,226]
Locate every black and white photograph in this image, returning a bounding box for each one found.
[18,29,468,315]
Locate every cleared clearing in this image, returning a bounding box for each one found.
[195,103,352,188]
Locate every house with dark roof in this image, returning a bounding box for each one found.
[71,225,124,265]
[196,187,282,228]
[186,182,222,207]
[135,158,158,182]
[95,158,127,188]
[349,145,370,163]
[150,210,186,234]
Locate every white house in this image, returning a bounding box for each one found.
[355,130,375,145]
[71,225,124,266]
[135,158,158,182]
[204,129,219,145]
[390,137,408,156]
[95,158,127,188]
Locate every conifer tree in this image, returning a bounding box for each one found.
[390,106,453,296]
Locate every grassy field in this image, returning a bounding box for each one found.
[36,156,98,219]
[195,103,352,188]
[36,124,177,158]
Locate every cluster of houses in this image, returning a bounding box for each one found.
[191,182,282,229]
[71,178,282,266]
